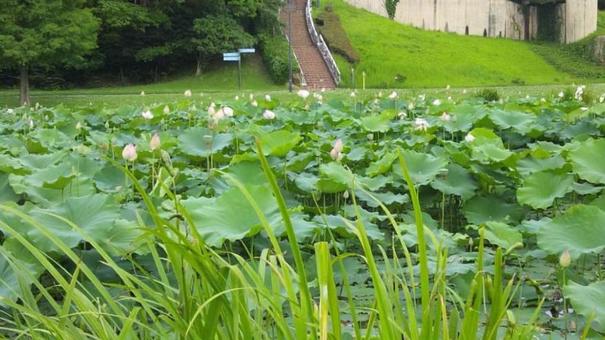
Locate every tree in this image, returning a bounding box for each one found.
[191,15,255,76]
[0,0,99,105]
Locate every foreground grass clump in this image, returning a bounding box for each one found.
[0,89,605,338]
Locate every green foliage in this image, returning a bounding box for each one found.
[0,89,605,338]
[316,10,360,63]
[475,88,501,102]
[191,16,255,57]
[385,0,400,19]
[0,0,99,68]
[258,33,298,84]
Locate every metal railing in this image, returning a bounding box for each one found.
[278,7,307,88]
[305,0,341,85]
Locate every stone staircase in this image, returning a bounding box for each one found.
[280,0,336,90]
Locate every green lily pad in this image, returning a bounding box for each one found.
[517,171,574,209]
[463,196,526,225]
[179,127,233,158]
[393,150,448,186]
[258,129,301,157]
[489,109,536,134]
[568,139,605,185]
[537,205,605,259]
[565,281,605,333]
[182,185,278,247]
[366,152,397,177]
[430,164,477,200]
[484,221,523,250]
[317,162,354,193]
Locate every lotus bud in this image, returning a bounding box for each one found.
[350,91,356,97]
[265,94,272,102]
[440,112,451,121]
[343,190,350,199]
[559,249,571,268]
[558,91,565,98]
[122,144,137,162]
[298,89,310,99]
[163,105,170,114]
[142,110,154,120]
[388,91,398,99]
[432,99,442,106]
[184,89,192,97]
[150,133,161,151]
[76,122,83,130]
[7,108,14,114]
[140,91,145,96]
[235,95,239,101]
[398,111,407,119]
[29,118,34,129]
[263,110,276,120]
[251,100,258,107]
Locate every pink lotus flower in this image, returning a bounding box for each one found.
[122,144,138,162]
[330,139,344,161]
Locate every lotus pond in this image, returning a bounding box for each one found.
[0,90,604,339]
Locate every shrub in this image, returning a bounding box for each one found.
[476,88,500,102]
[385,0,400,19]
[316,11,360,64]
[258,33,298,84]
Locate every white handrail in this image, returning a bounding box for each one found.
[305,0,341,85]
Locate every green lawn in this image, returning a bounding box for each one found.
[0,54,283,107]
[322,0,602,88]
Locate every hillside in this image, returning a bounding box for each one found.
[319,0,604,88]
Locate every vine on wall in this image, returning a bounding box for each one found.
[385,0,399,19]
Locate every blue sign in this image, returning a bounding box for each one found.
[238,48,256,54]
[223,52,240,61]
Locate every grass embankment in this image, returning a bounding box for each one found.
[0,54,283,107]
[531,12,605,80]
[319,0,604,88]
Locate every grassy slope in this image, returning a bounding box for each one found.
[324,0,588,88]
[0,54,283,107]
[531,12,605,79]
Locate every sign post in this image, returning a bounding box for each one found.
[223,49,256,91]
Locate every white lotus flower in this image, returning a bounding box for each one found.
[313,93,323,101]
[575,85,585,100]
[558,91,565,98]
[150,133,161,151]
[388,91,398,99]
[462,89,467,94]
[350,91,356,97]
[298,89,310,99]
[235,95,239,101]
[440,112,451,121]
[265,94,272,102]
[448,96,452,101]
[600,95,605,103]
[419,94,426,101]
[213,108,226,121]
[414,118,429,131]
[249,94,254,100]
[122,144,137,162]
[184,89,193,97]
[465,133,476,143]
[29,118,34,129]
[76,122,83,130]
[251,100,258,107]
[408,103,415,110]
[263,110,276,120]
[142,110,154,120]
[7,109,14,114]
[367,133,374,141]
[140,91,145,96]
[398,111,407,119]
[222,106,234,117]
[432,99,442,106]
[378,91,383,98]
[321,88,326,93]
[446,85,451,90]
[163,105,170,114]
